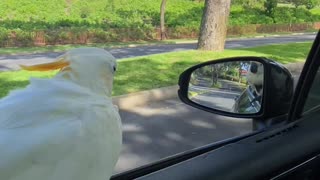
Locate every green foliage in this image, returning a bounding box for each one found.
[288,0,320,8]
[289,0,307,7]
[0,27,9,44]
[310,7,320,15]
[0,0,205,30]
[0,0,318,29]
[230,6,320,25]
[273,7,317,23]
[0,0,318,46]
[232,0,264,9]
[305,0,320,9]
[229,8,274,25]
[264,0,278,17]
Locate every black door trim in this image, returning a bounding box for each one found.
[288,30,320,121]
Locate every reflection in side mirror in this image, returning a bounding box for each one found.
[188,61,264,114]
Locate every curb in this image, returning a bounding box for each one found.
[112,85,178,110]
[226,32,317,41]
[0,42,177,56]
[173,32,317,44]
[111,62,305,109]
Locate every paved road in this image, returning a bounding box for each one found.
[115,71,302,174]
[190,80,243,112]
[115,96,252,173]
[110,33,315,58]
[0,33,315,71]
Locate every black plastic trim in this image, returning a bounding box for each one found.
[288,30,320,121]
[111,130,263,180]
[137,110,320,180]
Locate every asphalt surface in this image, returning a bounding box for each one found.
[0,33,316,71]
[115,96,252,173]
[191,81,244,112]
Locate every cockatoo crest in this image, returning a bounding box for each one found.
[20,47,117,97]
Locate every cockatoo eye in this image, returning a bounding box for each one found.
[250,63,258,74]
[113,66,116,72]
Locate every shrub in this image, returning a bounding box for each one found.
[0,28,10,46]
[15,30,34,46]
[0,0,319,47]
[264,0,278,17]
[305,0,318,9]
[273,7,317,23]
[229,8,274,25]
[228,25,257,36]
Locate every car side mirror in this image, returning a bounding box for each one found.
[178,57,294,120]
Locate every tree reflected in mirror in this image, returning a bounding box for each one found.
[188,61,264,114]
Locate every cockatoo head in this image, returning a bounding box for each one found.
[20,47,117,96]
[246,61,264,92]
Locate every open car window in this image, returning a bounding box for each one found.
[291,30,320,118]
[303,67,320,114]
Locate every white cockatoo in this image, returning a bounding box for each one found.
[0,48,122,180]
[246,61,264,94]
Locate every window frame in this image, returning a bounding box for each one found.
[112,30,320,179]
[288,30,320,121]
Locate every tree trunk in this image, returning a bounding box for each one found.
[160,0,167,40]
[197,0,231,51]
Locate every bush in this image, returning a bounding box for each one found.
[273,7,318,23]
[14,29,34,46]
[0,0,319,30]
[228,25,257,36]
[0,0,319,47]
[232,0,265,9]
[305,0,318,9]
[0,28,9,46]
[229,8,274,25]
[169,26,199,39]
[264,0,278,17]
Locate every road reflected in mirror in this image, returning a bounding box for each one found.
[188,61,264,114]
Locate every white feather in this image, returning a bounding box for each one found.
[0,48,122,180]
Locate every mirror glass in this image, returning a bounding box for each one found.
[188,61,264,114]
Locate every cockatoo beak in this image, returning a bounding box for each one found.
[20,58,70,71]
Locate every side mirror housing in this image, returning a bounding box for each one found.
[178,57,294,120]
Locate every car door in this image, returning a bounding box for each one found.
[111,31,320,180]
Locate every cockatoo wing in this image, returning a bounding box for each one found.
[0,78,122,180]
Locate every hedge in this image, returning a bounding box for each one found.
[0,22,317,47]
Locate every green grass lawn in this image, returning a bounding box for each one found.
[0,42,312,98]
